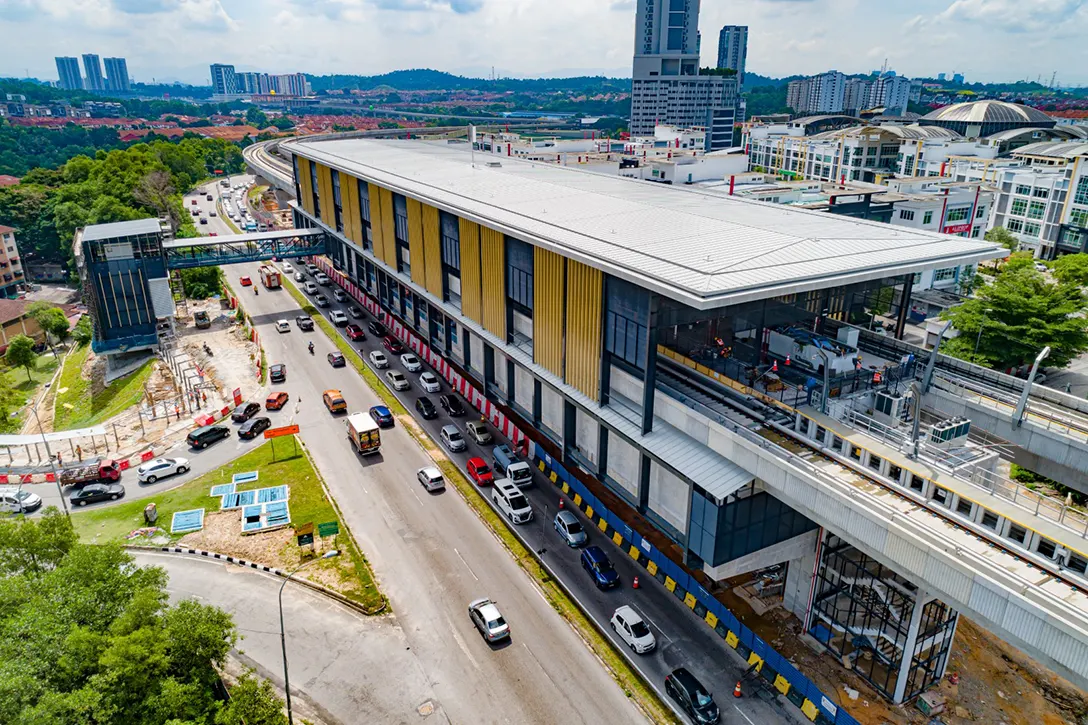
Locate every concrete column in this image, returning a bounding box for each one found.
[892,589,930,704]
[783,531,820,623]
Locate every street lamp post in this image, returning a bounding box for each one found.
[28,394,69,519]
[279,550,339,725]
[972,307,993,362]
[1014,346,1051,428]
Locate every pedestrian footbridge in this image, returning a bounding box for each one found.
[163,229,326,269]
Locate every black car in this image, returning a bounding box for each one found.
[238,416,272,440]
[369,405,394,428]
[368,320,388,337]
[664,668,720,725]
[187,424,229,449]
[415,397,438,420]
[70,482,125,506]
[327,351,346,368]
[439,394,466,417]
[269,363,286,383]
[295,315,314,331]
[231,402,262,422]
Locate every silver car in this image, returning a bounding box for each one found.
[440,425,467,452]
[416,466,445,492]
[468,598,510,643]
[554,510,588,547]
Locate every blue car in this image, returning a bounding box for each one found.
[369,405,394,428]
[580,545,620,589]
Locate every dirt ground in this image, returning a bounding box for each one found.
[176,298,263,406]
[718,577,1088,725]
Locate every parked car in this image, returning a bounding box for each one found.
[194,310,211,329]
[348,306,363,318]
[440,425,467,452]
[383,336,405,354]
[266,392,290,410]
[386,370,410,391]
[417,466,445,492]
[368,321,388,337]
[330,310,348,326]
[275,319,290,333]
[231,402,262,422]
[369,405,394,428]
[664,668,720,724]
[415,397,438,420]
[295,315,314,331]
[314,294,330,307]
[70,483,126,506]
[369,350,389,369]
[419,372,441,393]
[611,606,656,654]
[136,457,190,484]
[346,324,366,341]
[466,457,494,486]
[400,353,421,372]
[580,546,620,589]
[187,424,230,449]
[468,598,510,643]
[327,351,346,368]
[439,394,466,417]
[238,416,272,440]
[333,289,347,302]
[465,420,493,445]
[553,510,588,547]
[269,363,287,383]
[239,275,252,286]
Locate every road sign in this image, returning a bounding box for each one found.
[317,521,339,537]
[297,532,314,547]
[232,387,242,406]
[264,424,300,439]
[296,522,314,548]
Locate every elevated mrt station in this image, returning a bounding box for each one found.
[277,137,1088,705]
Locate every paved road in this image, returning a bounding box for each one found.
[222,260,647,724]
[132,551,445,724]
[227,259,802,725]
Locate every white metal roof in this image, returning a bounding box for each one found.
[285,138,1004,310]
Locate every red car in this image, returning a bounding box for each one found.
[345,324,366,341]
[265,392,290,410]
[209,232,218,237]
[239,275,252,286]
[466,457,494,486]
[383,336,404,354]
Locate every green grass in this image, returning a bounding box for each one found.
[0,353,63,433]
[73,438,385,612]
[53,344,155,431]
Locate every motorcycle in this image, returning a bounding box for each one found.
[308,342,314,355]
[203,342,213,356]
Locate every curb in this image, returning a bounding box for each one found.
[128,545,385,617]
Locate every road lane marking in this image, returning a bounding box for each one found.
[733,704,757,725]
[453,548,479,581]
[446,613,480,671]
[411,489,424,507]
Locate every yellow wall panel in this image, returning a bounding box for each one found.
[479,225,506,339]
[406,198,426,287]
[367,183,387,263]
[422,203,443,298]
[341,173,360,244]
[296,157,314,216]
[378,186,397,268]
[533,247,565,377]
[565,260,603,400]
[459,218,482,324]
[316,164,335,228]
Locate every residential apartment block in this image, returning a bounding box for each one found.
[0,225,27,298]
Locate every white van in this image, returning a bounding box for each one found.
[0,486,43,514]
[492,479,532,524]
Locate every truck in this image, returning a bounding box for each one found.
[193,310,211,329]
[59,459,121,488]
[766,327,859,375]
[346,412,382,456]
[245,220,258,232]
[492,444,532,487]
[258,265,281,289]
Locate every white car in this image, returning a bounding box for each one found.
[137,456,191,484]
[369,350,389,368]
[315,273,330,286]
[610,605,656,654]
[416,466,445,492]
[275,319,290,333]
[468,598,510,643]
[329,310,348,326]
[387,370,410,391]
[400,353,421,372]
[419,372,441,393]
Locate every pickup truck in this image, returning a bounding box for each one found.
[492,444,532,487]
[59,459,122,488]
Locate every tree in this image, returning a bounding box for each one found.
[985,226,1019,255]
[215,674,288,725]
[26,303,71,351]
[1051,253,1088,286]
[270,116,294,131]
[5,334,37,382]
[72,314,93,346]
[941,268,1088,369]
[246,106,270,128]
[133,170,179,229]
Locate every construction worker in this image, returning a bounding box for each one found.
[76,445,82,462]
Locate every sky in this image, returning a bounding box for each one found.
[2,0,1087,86]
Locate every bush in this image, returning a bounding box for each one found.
[180,267,222,299]
[72,315,93,346]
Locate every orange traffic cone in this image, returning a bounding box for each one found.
[733,681,742,698]
[633,576,640,589]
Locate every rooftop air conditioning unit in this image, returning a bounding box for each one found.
[873,391,904,425]
[929,417,971,450]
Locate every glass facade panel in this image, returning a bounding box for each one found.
[605,276,649,370]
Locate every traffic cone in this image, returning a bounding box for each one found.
[733,681,742,698]
[558,498,564,510]
[633,576,640,589]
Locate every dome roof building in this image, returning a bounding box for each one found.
[919,100,1056,137]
